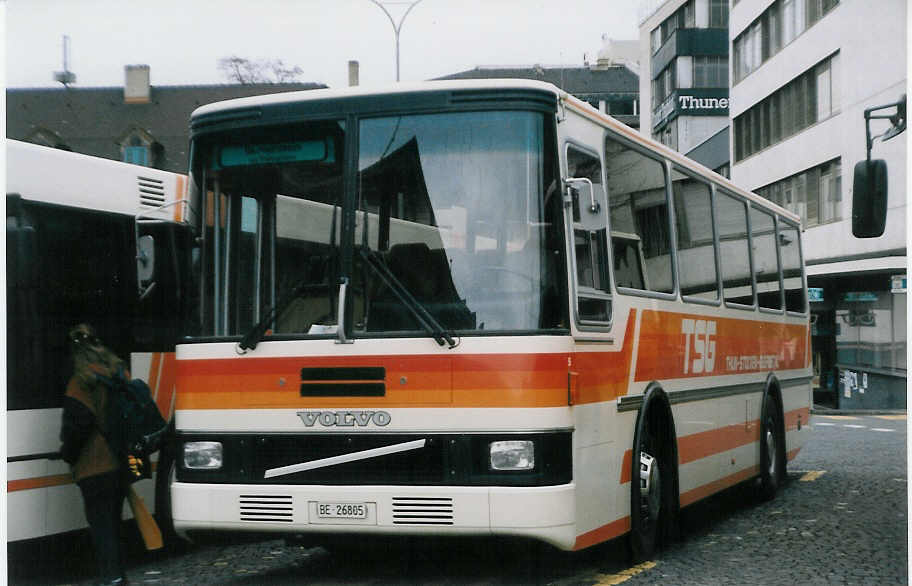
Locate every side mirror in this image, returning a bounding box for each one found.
[852,159,887,238]
[137,234,156,299]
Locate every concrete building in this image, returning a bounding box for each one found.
[7,65,326,173]
[729,0,907,408]
[639,0,732,176]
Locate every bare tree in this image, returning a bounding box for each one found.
[218,56,305,84]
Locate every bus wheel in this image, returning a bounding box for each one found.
[154,433,189,551]
[758,395,784,500]
[629,410,663,561]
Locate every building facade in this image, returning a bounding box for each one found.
[7,65,326,173]
[639,0,732,175]
[730,0,907,408]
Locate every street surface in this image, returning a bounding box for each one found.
[8,414,907,585]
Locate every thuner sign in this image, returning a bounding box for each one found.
[678,96,730,110]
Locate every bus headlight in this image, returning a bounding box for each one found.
[490,440,535,471]
[183,441,223,470]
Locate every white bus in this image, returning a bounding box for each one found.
[170,80,811,558]
[6,140,193,542]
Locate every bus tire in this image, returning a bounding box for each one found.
[154,425,189,551]
[628,388,678,562]
[758,391,785,501]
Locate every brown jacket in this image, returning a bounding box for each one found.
[61,365,124,482]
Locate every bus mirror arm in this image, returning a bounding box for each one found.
[565,177,600,214]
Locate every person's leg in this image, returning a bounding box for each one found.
[79,472,125,583]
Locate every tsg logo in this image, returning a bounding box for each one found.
[297,410,392,427]
[681,318,717,374]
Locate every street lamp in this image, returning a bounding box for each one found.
[370,0,423,82]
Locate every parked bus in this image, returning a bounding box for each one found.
[6,140,193,542]
[170,80,811,558]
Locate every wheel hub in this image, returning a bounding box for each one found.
[766,425,777,477]
[639,451,661,522]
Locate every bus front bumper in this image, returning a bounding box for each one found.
[171,481,578,550]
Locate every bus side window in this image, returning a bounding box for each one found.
[778,221,806,313]
[7,197,44,410]
[604,134,674,295]
[566,145,611,324]
[8,201,136,410]
[751,206,782,311]
[671,168,719,302]
[716,190,755,307]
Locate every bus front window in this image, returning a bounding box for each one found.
[191,120,346,338]
[189,110,565,341]
[355,111,563,334]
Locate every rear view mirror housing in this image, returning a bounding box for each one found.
[852,159,887,238]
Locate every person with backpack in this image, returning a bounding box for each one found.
[59,324,134,586]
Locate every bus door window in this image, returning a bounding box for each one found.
[566,144,611,324]
[604,133,674,295]
[778,221,806,313]
[671,167,720,302]
[750,206,783,311]
[715,190,755,307]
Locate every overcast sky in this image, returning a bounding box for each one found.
[5,0,641,90]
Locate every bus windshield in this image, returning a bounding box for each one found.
[190,109,565,340]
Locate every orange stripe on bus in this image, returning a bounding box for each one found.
[8,473,74,492]
[176,352,574,409]
[8,462,160,493]
[572,309,636,405]
[680,465,759,507]
[677,420,760,465]
[148,352,163,400]
[620,449,633,484]
[573,516,631,550]
[156,353,178,419]
[784,406,810,432]
[635,310,808,382]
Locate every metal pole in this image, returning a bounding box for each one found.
[369,0,423,81]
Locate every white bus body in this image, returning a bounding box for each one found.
[170,81,811,555]
[6,140,189,541]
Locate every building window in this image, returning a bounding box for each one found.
[734,53,839,161]
[755,158,841,227]
[733,0,839,84]
[709,0,729,28]
[650,0,695,54]
[652,60,677,111]
[836,288,907,373]
[693,56,728,87]
[120,130,160,168]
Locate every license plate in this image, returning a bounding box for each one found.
[316,502,367,519]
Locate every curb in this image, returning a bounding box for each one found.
[811,405,907,416]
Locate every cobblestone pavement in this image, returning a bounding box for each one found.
[8,414,906,585]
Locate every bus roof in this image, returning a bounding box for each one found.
[6,139,188,220]
[191,79,563,119]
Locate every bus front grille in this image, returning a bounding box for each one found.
[239,494,293,523]
[391,497,454,525]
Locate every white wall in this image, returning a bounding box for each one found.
[730,0,907,263]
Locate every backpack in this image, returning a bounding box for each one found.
[103,377,168,481]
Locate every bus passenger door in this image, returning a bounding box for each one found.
[565,145,611,327]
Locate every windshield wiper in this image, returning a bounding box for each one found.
[359,247,457,349]
[238,280,325,352]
